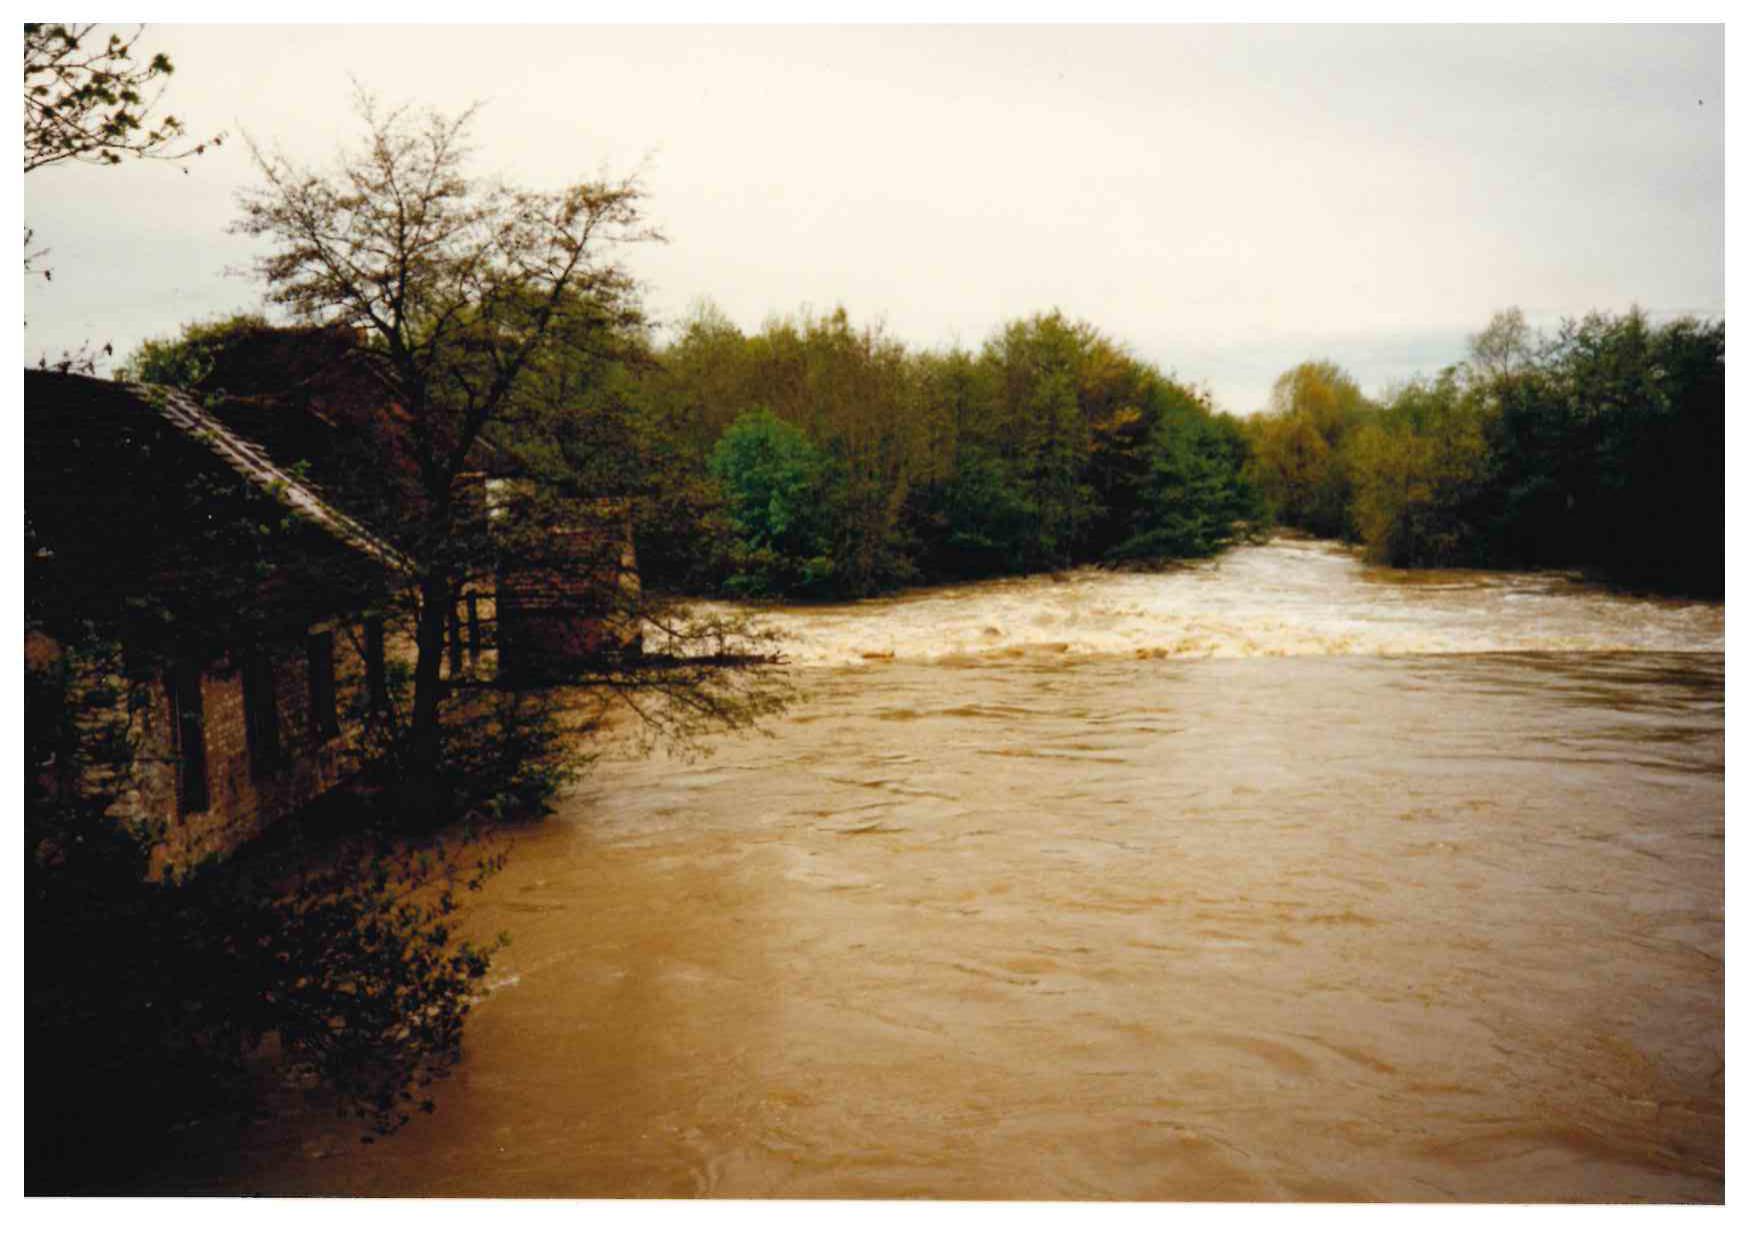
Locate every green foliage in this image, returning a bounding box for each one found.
[1347,369,1491,566]
[1018,360,1097,566]
[1250,308,1723,597]
[23,23,220,173]
[116,313,271,388]
[1242,360,1374,538]
[708,408,834,596]
[1480,309,1723,594]
[636,304,1264,598]
[1110,406,1267,563]
[914,444,1036,579]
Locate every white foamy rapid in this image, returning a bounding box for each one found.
[733,538,1723,668]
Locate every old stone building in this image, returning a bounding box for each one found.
[26,370,415,869]
[28,366,646,868]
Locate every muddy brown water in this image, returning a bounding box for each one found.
[180,538,1723,1201]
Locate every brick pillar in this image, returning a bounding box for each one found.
[447,598,464,676]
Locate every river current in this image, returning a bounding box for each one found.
[186,537,1724,1201]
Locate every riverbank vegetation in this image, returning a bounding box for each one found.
[587,304,1267,599]
[1245,308,1724,597]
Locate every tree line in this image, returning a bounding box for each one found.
[1243,308,1724,598]
[559,303,1269,600]
[123,300,1726,605]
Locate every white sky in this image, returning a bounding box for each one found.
[20,22,1725,414]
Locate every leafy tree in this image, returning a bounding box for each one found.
[639,306,944,597]
[1108,400,1266,563]
[23,23,220,172]
[1244,360,1374,538]
[982,312,1103,566]
[635,303,1279,594]
[235,89,784,798]
[1282,307,1723,596]
[115,311,272,387]
[23,23,221,370]
[708,408,834,596]
[1244,411,1327,529]
[1466,306,1535,383]
[911,444,1035,579]
[1020,365,1095,565]
[1482,309,1723,594]
[1348,370,1492,566]
[728,308,928,594]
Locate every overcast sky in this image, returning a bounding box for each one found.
[21,23,1724,414]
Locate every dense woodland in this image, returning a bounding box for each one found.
[1245,309,1725,598]
[126,302,1725,603]
[623,306,1267,597]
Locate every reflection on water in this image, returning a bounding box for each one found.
[180,540,1723,1201]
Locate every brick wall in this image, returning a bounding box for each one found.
[131,616,382,873]
[497,501,641,685]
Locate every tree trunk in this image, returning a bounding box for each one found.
[403,573,454,818]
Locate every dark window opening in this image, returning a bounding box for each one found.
[307,631,339,740]
[241,650,281,779]
[166,659,209,814]
[365,617,387,713]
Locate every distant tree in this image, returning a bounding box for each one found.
[709,408,834,596]
[982,312,1102,566]
[639,303,1274,592]
[1348,369,1492,566]
[1320,307,1721,595]
[1245,411,1329,529]
[1245,360,1373,537]
[1484,309,1723,594]
[1267,360,1369,443]
[917,444,1035,579]
[1107,401,1267,563]
[114,312,272,387]
[1467,307,1535,384]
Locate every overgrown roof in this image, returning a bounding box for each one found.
[136,380,415,575]
[25,369,415,653]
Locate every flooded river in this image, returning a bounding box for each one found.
[192,538,1724,1201]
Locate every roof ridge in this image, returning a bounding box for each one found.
[129,382,419,577]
